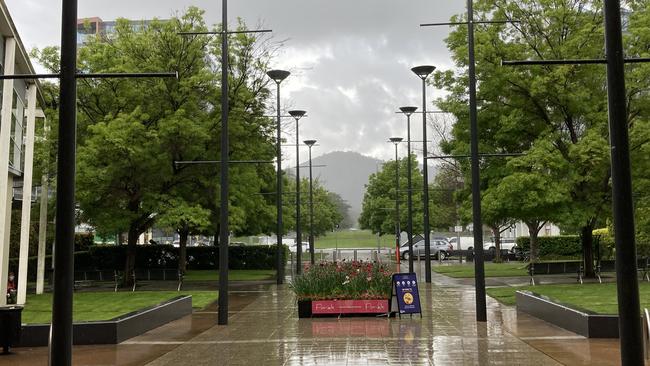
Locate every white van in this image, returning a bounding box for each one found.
[448,236,476,250]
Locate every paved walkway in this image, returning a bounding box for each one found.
[0,262,641,365]
[145,282,562,366]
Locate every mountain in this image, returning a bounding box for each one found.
[288,151,438,227]
[288,151,380,227]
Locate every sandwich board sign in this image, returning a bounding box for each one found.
[391,273,422,318]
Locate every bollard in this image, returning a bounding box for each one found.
[354,249,357,261]
[333,250,337,262]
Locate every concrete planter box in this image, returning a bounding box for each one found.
[298,299,390,318]
[516,291,622,338]
[17,295,192,347]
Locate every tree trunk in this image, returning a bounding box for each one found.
[526,221,541,263]
[581,225,595,278]
[124,227,139,286]
[491,225,502,263]
[179,227,189,274]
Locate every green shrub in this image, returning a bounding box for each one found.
[516,236,582,258]
[85,244,288,271]
[8,251,90,281]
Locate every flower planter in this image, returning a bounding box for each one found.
[298,299,389,318]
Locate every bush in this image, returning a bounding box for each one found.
[516,236,582,258]
[8,251,90,281]
[85,244,288,271]
[75,233,95,252]
[7,245,288,283]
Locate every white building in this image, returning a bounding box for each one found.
[0,0,49,306]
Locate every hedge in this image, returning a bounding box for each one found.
[85,244,288,271]
[7,245,288,281]
[8,251,91,282]
[516,236,582,258]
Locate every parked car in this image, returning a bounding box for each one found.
[483,237,517,252]
[400,239,452,260]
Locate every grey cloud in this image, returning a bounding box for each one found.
[5,0,465,164]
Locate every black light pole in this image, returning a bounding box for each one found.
[304,139,317,264]
[217,0,230,326]
[399,106,418,273]
[289,110,307,274]
[51,0,77,362]
[603,0,643,362]
[411,66,435,283]
[266,69,290,285]
[390,137,403,265]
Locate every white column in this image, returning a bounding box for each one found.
[16,85,37,305]
[36,111,48,294]
[36,172,48,294]
[0,37,17,306]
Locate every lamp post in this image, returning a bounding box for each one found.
[304,139,317,265]
[398,106,417,273]
[266,69,290,285]
[389,137,403,266]
[411,65,436,283]
[289,110,307,274]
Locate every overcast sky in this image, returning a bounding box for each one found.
[6,0,465,164]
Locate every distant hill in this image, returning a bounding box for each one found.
[287,151,380,227]
[288,151,438,227]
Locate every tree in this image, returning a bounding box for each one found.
[433,0,644,272]
[359,155,425,236]
[156,198,211,273]
[34,8,281,282]
[284,178,344,238]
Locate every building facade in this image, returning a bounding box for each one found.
[0,0,48,306]
[77,17,162,45]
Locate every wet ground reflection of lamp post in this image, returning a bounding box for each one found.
[304,139,317,264]
[390,137,403,265]
[398,106,417,273]
[411,65,436,283]
[289,110,307,274]
[266,69,290,285]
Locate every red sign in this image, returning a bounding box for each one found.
[311,300,389,314]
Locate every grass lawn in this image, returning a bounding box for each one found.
[486,282,650,314]
[433,262,529,278]
[22,291,218,324]
[184,269,275,281]
[315,230,395,249]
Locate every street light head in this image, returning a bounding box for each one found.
[399,106,418,116]
[411,65,436,79]
[304,139,317,147]
[266,69,290,83]
[390,137,404,144]
[289,110,307,119]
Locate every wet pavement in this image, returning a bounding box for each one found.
[0,261,642,365]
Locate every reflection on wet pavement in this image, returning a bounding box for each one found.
[145,281,561,366]
[0,266,641,365]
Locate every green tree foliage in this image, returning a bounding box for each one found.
[433,0,650,269]
[33,8,281,281]
[284,178,344,238]
[359,155,425,236]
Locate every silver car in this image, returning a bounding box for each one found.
[400,239,452,260]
